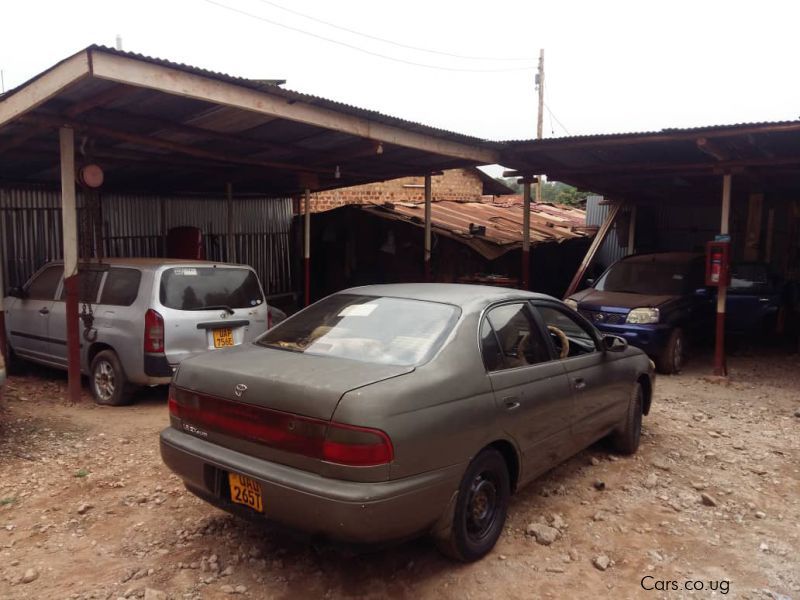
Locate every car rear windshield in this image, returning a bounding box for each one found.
[257,294,460,366]
[159,267,263,311]
[595,260,696,295]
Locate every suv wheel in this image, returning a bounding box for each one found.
[434,448,510,562]
[657,328,685,374]
[90,350,133,406]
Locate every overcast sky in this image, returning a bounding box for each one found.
[2,0,799,159]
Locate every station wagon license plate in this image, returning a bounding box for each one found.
[228,472,263,513]
[212,328,234,348]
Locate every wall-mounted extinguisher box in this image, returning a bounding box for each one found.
[705,241,731,287]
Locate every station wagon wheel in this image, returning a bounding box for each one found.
[90,350,133,406]
[435,448,510,562]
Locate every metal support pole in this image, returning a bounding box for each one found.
[0,216,6,362]
[424,174,432,281]
[521,179,532,290]
[60,126,81,402]
[226,182,234,262]
[564,202,623,298]
[304,188,311,306]
[713,173,731,377]
[627,205,637,255]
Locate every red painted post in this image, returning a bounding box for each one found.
[713,174,732,377]
[64,275,82,401]
[303,188,311,306]
[0,311,7,362]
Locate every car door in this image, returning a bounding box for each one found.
[532,302,630,451]
[481,302,574,482]
[47,268,105,367]
[5,265,62,363]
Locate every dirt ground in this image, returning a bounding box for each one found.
[0,352,798,600]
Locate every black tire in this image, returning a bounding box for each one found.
[435,448,510,562]
[656,328,685,374]
[90,350,133,406]
[610,382,643,455]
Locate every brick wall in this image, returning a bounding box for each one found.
[296,168,485,213]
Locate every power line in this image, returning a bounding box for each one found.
[544,102,571,136]
[201,0,537,73]
[251,0,536,62]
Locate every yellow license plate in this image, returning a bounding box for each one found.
[228,472,263,513]
[213,328,234,348]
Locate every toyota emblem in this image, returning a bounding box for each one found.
[234,383,248,397]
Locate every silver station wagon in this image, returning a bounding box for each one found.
[161,284,655,561]
[4,259,269,405]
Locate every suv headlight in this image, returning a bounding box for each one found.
[563,298,578,310]
[626,307,660,324]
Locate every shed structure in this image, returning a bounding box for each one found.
[0,45,500,402]
[502,122,800,373]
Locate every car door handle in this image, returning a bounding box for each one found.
[573,377,587,391]
[502,396,521,410]
[39,307,49,315]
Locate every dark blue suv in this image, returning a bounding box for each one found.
[565,253,712,374]
[566,253,793,374]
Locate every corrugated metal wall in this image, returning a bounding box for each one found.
[0,188,293,296]
[585,195,628,269]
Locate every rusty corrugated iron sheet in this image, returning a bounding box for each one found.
[361,200,590,260]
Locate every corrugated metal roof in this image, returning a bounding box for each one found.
[362,200,589,260]
[503,119,800,145]
[66,45,496,148]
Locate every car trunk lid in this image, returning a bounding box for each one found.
[173,343,414,421]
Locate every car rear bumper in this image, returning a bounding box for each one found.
[159,427,463,544]
[595,322,673,357]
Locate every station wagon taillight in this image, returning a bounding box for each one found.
[168,385,394,466]
[144,309,165,353]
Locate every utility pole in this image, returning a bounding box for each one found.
[535,49,545,203]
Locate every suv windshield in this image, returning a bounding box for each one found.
[257,294,460,366]
[595,260,694,295]
[160,267,263,310]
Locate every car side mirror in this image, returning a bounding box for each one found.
[585,278,595,287]
[8,286,27,299]
[602,335,627,352]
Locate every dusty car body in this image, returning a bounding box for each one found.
[161,284,654,561]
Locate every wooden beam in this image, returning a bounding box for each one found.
[696,137,731,161]
[0,52,91,129]
[64,84,133,118]
[23,113,321,175]
[424,174,432,281]
[88,49,499,164]
[564,202,623,298]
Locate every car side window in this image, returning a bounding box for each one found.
[25,266,62,300]
[100,268,142,306]
[535,305,598,358]
[59,269,104,303]
[480,319,504,371]
[484,303,550,370]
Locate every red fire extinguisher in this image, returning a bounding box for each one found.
[705,241,730,287]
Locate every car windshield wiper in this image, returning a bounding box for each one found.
[187,304,235,315]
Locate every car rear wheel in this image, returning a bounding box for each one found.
[656,328,685,374]
[90,350,133,406]
[434,448,510,562]
[610,382,643,455]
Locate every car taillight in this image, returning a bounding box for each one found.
[322,422,394,466]
[169,387,393,466]
[144,309,165,353]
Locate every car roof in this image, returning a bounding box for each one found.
[338,283,557,313]
[621,251,703,264]
[46,258,250,270]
